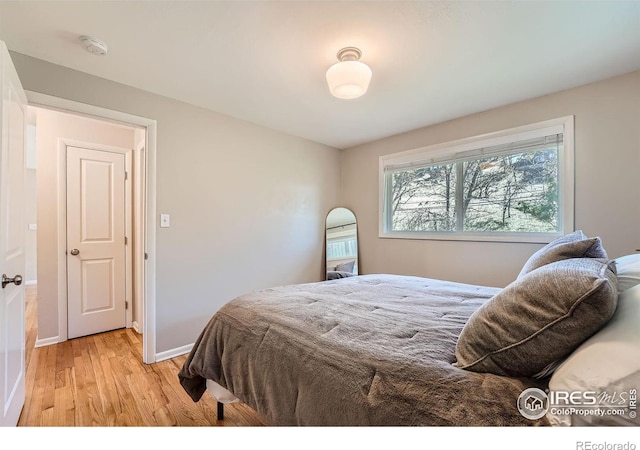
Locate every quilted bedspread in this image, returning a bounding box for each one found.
[178,274,549,426]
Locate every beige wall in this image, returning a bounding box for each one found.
[12,52,341,353]
[341,70,640,288]
[24,169,37,283]
[25,115,37,284]
[34,107,136,340]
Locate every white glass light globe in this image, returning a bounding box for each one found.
[326,60,372,99]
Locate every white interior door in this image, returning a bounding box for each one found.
[67,146,126,339]
[0,41,27,427]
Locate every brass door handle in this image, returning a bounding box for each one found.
[70,249,80,256]
[2,274,23,289]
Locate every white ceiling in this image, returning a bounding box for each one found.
[1,1,639,149]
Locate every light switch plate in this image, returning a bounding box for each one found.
[160,214,170,228]
[28,223,37,231]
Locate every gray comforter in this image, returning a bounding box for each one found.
[178,274,549,426]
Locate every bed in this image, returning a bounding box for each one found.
[179,274,546,426]
[178,231,640,427]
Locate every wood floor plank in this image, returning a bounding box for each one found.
[86,337,117,425]
[24,286,38,370]
[19,340,41,426]
[41,344,58,411]
[18,285,268,427]
[53,369,75,426]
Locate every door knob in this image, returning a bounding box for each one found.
[70,249,80,256]
[2,274,23,289]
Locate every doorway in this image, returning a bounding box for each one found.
[66,145,130,339]
[26,94,157,364]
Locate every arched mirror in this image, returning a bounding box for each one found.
[325,207,358,280]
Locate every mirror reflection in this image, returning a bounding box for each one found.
[325,207,358,280]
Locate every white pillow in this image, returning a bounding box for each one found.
[615,253,640,292]
[546,284,640,426]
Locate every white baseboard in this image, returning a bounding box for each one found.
[35,335,61,348]
[25,280,37,286]
[132,321,143,334]
[155,343,193,362]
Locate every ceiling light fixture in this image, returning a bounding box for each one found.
[326,47,372,100]
[79,35,108,56]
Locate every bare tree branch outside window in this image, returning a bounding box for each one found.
[389,148,559,233]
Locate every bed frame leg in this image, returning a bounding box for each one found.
[217,401,224,421]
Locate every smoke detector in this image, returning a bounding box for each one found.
[79,35,108,56]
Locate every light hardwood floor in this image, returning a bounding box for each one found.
[18,285,268,426]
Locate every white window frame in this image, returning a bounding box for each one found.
[379,116,574,243]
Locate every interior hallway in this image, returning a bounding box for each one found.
[18,286,267,426]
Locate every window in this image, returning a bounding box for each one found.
[326,236,358,260]
[379,117,574,243]
[326,223,358,260]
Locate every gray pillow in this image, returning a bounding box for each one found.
[517,230,607,279]
[454,258,618,378]
[326,271,356,280]
[335,260,355,273]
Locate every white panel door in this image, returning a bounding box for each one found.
[67,146,126,339]
[0,41,27,427]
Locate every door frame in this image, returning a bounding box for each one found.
[64,141,133,338]
[25,91,158,364]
